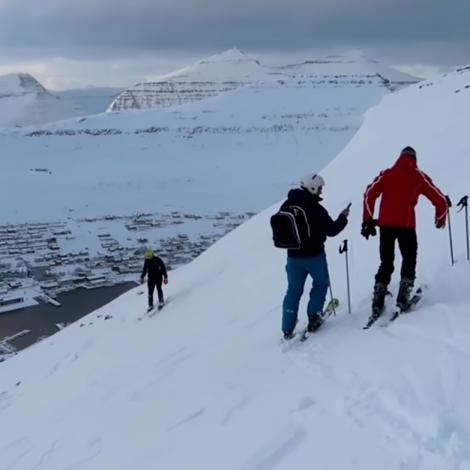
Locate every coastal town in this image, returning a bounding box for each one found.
[0,209,255,313]
[0,209,255,359]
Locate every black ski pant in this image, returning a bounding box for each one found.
[148,277,163,307]
[375,226,418,286]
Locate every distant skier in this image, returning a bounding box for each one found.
[361,146,448,314]
[270,173,349,340]
[140,249,168,311]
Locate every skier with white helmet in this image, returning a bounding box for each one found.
[271,173,350,340]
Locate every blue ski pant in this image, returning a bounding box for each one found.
[282,253,329,332]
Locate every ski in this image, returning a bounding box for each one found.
[146,296,172,319]
[363,309,384,329]
[137,296,171,321]
[147,303,165,318]
[383,287,423,326]
[362,291,393,329]
[363,287,424,329]
[296,297,340,342]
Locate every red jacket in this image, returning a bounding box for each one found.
[363,152,448,229]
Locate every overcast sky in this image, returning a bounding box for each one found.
[0,0,468,90]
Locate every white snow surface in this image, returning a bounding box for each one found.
[0,73,87,128]
[1,67,470,469]
[0,75,390,224]
[107,48,413,112]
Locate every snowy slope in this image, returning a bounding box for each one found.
[277,48,421,90]
[0,76,390,225]
[107,48,276,111]
[0,73,87,127]
[53,86,124,115]
[1,67,470,469]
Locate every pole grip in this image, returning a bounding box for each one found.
[457,195,468,213]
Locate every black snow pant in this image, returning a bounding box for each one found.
[148,277,163,307]
[375,226,418,286]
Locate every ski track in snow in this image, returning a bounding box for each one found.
[221,397,250,425]
[168,408,206,431]
[238,426,308,470]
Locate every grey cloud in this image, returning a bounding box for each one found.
[0,0,469,66]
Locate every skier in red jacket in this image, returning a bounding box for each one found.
[361,146,448,314]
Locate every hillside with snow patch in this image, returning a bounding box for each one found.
[0,73,87,127]
[0,75,390,226]
[107,48,277,112]
[1,67,470,469]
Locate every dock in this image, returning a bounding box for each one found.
[39,294,61,307]
[0,330,30,354]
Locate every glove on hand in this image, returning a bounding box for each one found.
[361,219,378,239]
[164,278,168,285]
[435,218,445,229]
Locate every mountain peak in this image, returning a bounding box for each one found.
[0,72,46,95]
[107,48,268,112]
[0,72,87,128]
[195,47,261,66]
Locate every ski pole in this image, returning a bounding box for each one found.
[457,196,469,261]
[446,195,455,266]
[339,239,351,314]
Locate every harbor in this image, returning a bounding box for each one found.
[0,281,137,359]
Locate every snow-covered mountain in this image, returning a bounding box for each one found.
[0,73,87,128]
[275,48,421,90]
[1,66,470,469]
[53,86,124,115]
[0,75,391,225]
[107,48,276,112]
[108,48,420,112]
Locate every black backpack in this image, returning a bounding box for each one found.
[270,203,311,249]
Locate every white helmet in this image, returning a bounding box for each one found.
[300,173,325,194]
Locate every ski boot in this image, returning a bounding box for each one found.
[396,278,413,311]
[372,282,387,315]
[363,282,387,328]
[282,330,295,341]
[158,298,165,310]
[307,313,323,333]
[147,304,153,312]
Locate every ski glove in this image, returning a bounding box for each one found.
[361,219,378,239]
[164,278,168,285]
[435,218,445,229]
[140,278,144,284]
